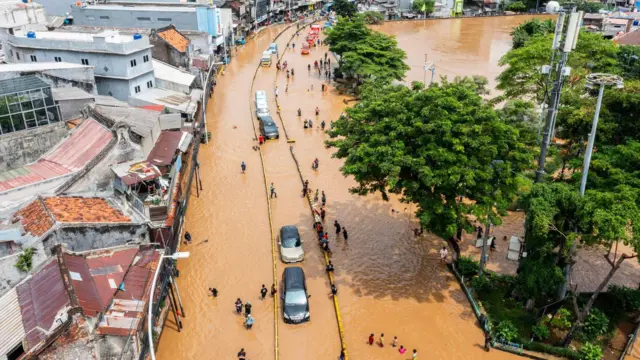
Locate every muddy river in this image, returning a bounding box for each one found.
[158,15,549,360]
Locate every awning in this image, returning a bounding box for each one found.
[111,160,162,186]
[178,132,194,153]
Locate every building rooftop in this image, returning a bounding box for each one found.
[0,288,25,357]
[13,198,55,237]
[0,76,50,97]
[0,62,93,73]
[0,118,113,194]
[614,29,640,45]
[155,25,189,53]
[92,104,159,138]
[17,259,70,351]
[51,87,94,101]
[79,3,199,12]
[94,95,128,107]
[0,1,45,29]
[147,130,185,166]
[16,29,138,43]
[153,59,196,87]
[44,197,132,223]
[130,87,199,115]
[111,160,162,186]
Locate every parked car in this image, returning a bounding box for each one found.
[258,114,279,140]
[255,91,269,116]
[278,225,303,262]
[282,266,310,323]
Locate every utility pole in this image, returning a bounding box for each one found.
[479,221,491,275]
[423,54,427,85]
[535,11,582,183]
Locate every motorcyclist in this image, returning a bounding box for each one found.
[320,120,326,130]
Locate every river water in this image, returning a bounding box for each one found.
[158,15,547,360]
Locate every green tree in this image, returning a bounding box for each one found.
[575,141,640,191]
[332,0,357,18]
[496,99,539,146]
[510,18,555,49]
[325,15,371,56]
[563,186,640,346]
[327,79,533,253]
[339,31,409,82]
[506,1,528,13]
[412,0,435,14]
[362,11,385,24]
[578,342,603,360]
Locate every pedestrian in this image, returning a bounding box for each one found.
[320,59,323,67]
[308,64,311,73]
[325,70,328,79]
[237,348,247,360]
[235,298,243,314]
[321,84,325,92]
[275,86,279,98]
[285,84,288,93]
[334,220,341,235]
[413,349,418,359]
[325,51,328,59]
[270,182,277,198]
[184,231,192,244]
[330,284,337,295]
[321,191,326,206]
[379,333,385,347]
[209,288,218,297]
[291,68,295,76]
[339,350,345,360]
[326,261,334,272]
[484,332,493,351]
[320,207,326,221]
[260,284,268,299]
[259,135,265,144]
[298,108,302,116]
[368,333,375,345]
[399,345,407,354]
[392,336,398,347]
[440,246,448,263]
[477,225,483,239]
[271,284,277,297]
[323,232,328,242]
[314,189,319,202]
[244,301,252,317]
[241,161,246,174]
[244,314,255,329]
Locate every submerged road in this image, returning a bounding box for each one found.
[158,16,543,360]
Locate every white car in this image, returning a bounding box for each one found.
[279,225,304,263]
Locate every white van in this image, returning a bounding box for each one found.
[260,51,272,66]
[255,91,269,116]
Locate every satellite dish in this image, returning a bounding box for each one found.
[546,1,560,13]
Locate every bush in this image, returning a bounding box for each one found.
[532,323,550,340]
[457,256,480,278]
[15,248,35,272]
[550,308,572,330]
[506,1,527,12]
[578,308,609,342]
[361,11,384,25]
[579,342,603,360]
[522,341,582,360]
[472,275,492,293]
[607,285,640,313]
[495,320,518,342]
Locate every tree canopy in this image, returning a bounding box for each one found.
[412,0,435,14]
[332,0,357,18]
[506,1,528,13]
[327,79,533,244]
[362,11,385,25]
[509,18,555,49]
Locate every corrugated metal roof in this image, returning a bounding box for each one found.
[64,254,105,317]
[152,59,196,87]
[17,259,70,351]
[147,131,183,166]
[0,75,50,96]
[0,288,27,357]
[97,248,159,336]
[0,118,113,193]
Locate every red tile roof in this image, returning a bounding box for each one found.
[13,199,55,237]
[43,197,131,223]
[17,259,70,351]
[147,131,183,166]
[157,27,189,53]
[140,105,165,112]
[0,119,113,193]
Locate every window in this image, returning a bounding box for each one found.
[16,52,20,60]
[130,59,137,67]
[30,55,37,62]
[99,15,110,19]
[9,49,13,58]
[143,55,149,63]
[81,58,89,65]
[146,80,153,88]
[8,28,14,35]
[157,17,172,21]
[54,56,62,62]
[87,16,95,20]
[134,85,141,93]
[137,17,151,21]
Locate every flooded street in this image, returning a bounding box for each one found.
[158,16,547,360]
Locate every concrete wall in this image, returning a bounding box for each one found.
[49,223,148,252]
[155,78,190,95]
[72,6,201,31]
[0,240,49,297]
[95,71,155,101]
[30,0,77,16]
[58,98,94,121]
[0,67,97,95]
[150,42,190,69]
[0,122,68,171]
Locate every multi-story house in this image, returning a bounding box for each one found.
[4,30,155,101]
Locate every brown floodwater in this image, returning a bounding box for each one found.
[158,16,549,360]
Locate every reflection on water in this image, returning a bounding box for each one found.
[158,17,549,360]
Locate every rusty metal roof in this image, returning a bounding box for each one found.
[17,259,70,351]
[147,131,184,166]
[97,248,160,336]
[0,118,113,193]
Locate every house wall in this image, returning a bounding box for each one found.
[51,223,148,252]
[0,67,97,95]
[0,240,49,298]
[72,6,201,31]
[155,78,190,94]
[0,122,68,172]
[95,71,155,101]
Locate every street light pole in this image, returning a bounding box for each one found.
[148,252,190,360]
